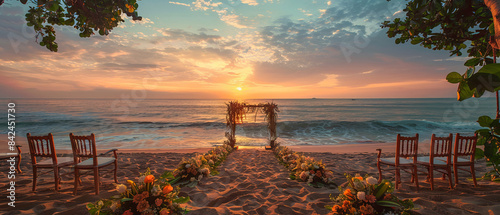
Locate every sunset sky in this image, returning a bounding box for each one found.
[0,0,470,99]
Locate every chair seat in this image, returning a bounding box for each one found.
[36,157,74,167]
[417,156,449,165]
[436,156,472,164]
[380,157,414,165]
[76,157,115,168]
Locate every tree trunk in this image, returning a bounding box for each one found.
[486,0,500,49]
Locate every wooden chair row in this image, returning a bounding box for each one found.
[376,133,477,191]
[26,133,118,195]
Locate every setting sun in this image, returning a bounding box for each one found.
[236,87,242,91]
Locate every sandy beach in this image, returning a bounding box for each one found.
[1,144,499,214]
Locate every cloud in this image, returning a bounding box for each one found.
[241,0,258,6]
[169,1,190,7]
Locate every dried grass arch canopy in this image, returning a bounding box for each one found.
[225,101,279,148]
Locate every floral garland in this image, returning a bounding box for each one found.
[87,168,189,215]
[273,145,336,188]
[171,143,235,187]
[87,143,235,215]
[326,174,414,215]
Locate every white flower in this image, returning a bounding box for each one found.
[201,168,210,176]
[98,200,104,207]
[185,164,191,168]
[301,163,307,169]
[190,177,196,182]
[208,160,214,166]
[366,176,378,185]
[357,191,366,201]
[116,184,127,194]
[313,164,319,169]
[384,212,397,215]
[307,178,313,183]
[151,185,162,196]
[198,175,203,181]
[138,176,146,183]
[354,181,366,190]
[110,201,119,212]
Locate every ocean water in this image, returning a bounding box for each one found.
[0,98,496,149]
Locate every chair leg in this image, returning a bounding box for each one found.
[395,168,400,189]
[54,167,60,191]
[114,161,118,183]
[446,166,453,189]
[429,166,434,190]
[74,168,79,195]
[377,161,383,183]
[413,165,419,191]
[94,168,100,195]
[471,164,477,187]
[32,167,37,192]
[454,164,459,187]
[16,155,22,174]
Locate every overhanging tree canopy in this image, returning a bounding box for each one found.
[3,0,142,52]
[225,101,279,148]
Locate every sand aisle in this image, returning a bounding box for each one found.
[182,148,334,215]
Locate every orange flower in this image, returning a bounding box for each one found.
[355,176,363,181]
[144,175,155,183]
[383,193,392,200]
[122,209,133,215]
[366,194,376,203]
[136,200,150,212]
[332,205,341,214]
[155,198,163,206]
[343,189,354,200]
[159,208,171,215]
[133,193,144,203]
[163,184,173,195]
[315,170,322,178]
[359,204,374,214]
[342,200,351,210]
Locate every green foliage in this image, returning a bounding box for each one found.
[19,0,142,52]
[383,0,492,58]
[473,115,500,178]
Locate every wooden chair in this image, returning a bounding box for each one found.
[70,133,118,195]
[377,134,419,190]
[417,134,453,190]
[27,133,74,192]
[0,145,22,173]
[450,133,478,187]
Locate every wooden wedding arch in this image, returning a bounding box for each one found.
[225,101,279,149]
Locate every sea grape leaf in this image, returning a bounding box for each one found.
[446,72,463,83]
[478,116,493,127]
[457,82,474,101]
[464,58,482,67]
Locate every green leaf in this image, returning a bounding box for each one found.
[478,116,493,127]
[457,82,474,101]
[464,58,481,67]
[446,72,463,83]
[161,171,175,179]
[376,200,402,208]
[398,26,406,30]
[173,196,190,204]
[475,148,485,160]
[121,198,133,202]
[490,23,495,35]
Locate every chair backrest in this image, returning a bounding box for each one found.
[26,133,58,165]
[454,133,477,162]
[430,133,453,164]
[396,133,419,164]
[69,133,97,166]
